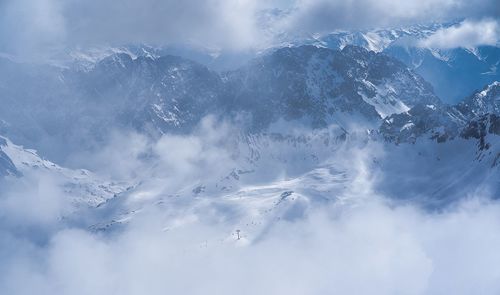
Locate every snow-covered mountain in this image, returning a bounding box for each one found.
[303,23,450,53]
[0,136,128,209]
[224,45,438,129]
[457,81,500,118]
[104,73,500,228]
[381,81,500,144]
[300,23,499,103]
[41,21,498,105]
[0,138,19,177]
[0,44,440,163]
[0,37,499,240]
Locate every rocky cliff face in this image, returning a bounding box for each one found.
[299,23,499,104]
[224,45,439,130]
[380,81,500,144]
[0,45,441,162]
[0,138,20,177]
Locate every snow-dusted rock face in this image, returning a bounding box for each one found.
[78,53,224,134]
[0,138,20,177]
[0,53,225,161]
[299,23,499,104]
[380,81,500,145]
[45,22,498,105]
[457,81,500,118]
[224,45,438,130]
[379,104,465,143]
[461,114,500,150]
[82,45,438,133]
[307,24,447,53]
[0,45,440,163]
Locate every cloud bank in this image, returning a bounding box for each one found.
[1,119,500,294]
[0,0,498,57]
[418,19,500,49]
[1,197,500,294]
[0,0,264,58]
[281,0,499,33]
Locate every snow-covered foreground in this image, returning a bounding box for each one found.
[0,120,499,294]
[2,187,500,294]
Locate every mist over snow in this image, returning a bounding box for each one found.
[0,0,499,294]
[2,195,500,294]
[1,116,500,294]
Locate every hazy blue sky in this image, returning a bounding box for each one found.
[0,0,498,55]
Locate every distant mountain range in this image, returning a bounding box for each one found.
[0,23,499,230]
[0,43,457,161]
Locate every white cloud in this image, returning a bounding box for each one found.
[0,0,266,56]
[65,0,263,49]
[2,198,500,294]
[0,0,66,57]
[419,19,500,49]
[1,119,500,294]
[0,172,69,227]
[0,121,500,295]
[279,0,499,34]
[0,0,498,57]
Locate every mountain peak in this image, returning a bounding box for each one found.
[341,44,371,55]
[458,80,500,118]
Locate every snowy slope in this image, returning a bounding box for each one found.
[87,125,499,241]
[457,81,500,117]
[0,136,129,209]
[381,81,500,143]
[0,138,20,177]
[293,23,499,104]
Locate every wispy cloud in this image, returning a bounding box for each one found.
[419,19,499,49]
[1,117,500,294]
[279,0,499,34]
[2,196,500,294]
[0,0,264,57]
[0,0,498,57]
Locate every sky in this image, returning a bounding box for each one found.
[0,0,498,56]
